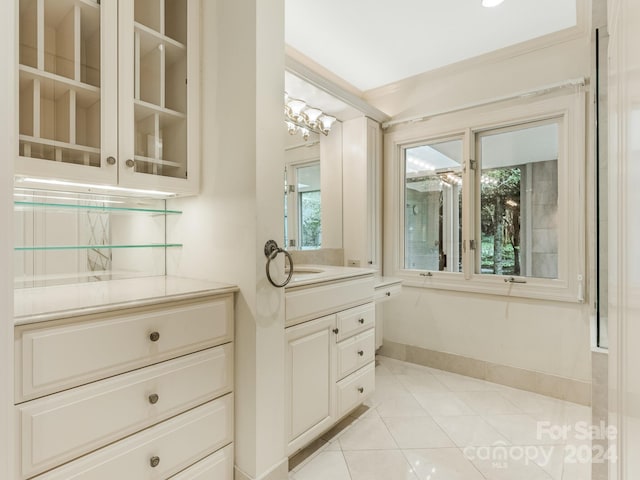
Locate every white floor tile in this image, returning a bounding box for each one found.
[471,448,554,480]
[499,387,570,415]
[383,416,455,448]
[403,448,485,480]
[376,393,429,418]
[396,373,449,394]
[484,414,563,445]
[288,358,594,480]
[413,391,477,416]
[431,372,498,392]
[338,416,398,450]
[343,450,419,480]
[457,391,523,415]
[434,415,510,447]
[293,451,352,480]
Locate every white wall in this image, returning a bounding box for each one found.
[167,0,287,478]
[376,29,594,384]
[365,36,590,119]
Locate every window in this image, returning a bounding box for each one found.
[385,93,585,302]
[477,121,559,279]
[404,138,463,272]
[285,161,321,250]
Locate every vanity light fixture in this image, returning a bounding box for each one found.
[284,92,337,140]
[481,0,505,7]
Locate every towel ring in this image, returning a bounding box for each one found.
[264,240,294,288]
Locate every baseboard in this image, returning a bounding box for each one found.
[234,458,288,480]
[378,340,591,406]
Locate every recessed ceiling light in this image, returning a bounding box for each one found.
[482,0,505,7]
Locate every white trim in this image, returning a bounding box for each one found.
[384,91,586,302]
[285,54,390,124]
[382,78,586,129]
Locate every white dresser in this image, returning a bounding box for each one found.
[14,277,237,480]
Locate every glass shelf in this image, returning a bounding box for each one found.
[14,201,182,215]
[16,243,182,251]
[15,187,182,288]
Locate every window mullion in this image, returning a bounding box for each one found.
[462,128,474,280]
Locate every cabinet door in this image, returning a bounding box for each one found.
[285,314,336,454]
[117,0,200,195]
[17,0,118,185]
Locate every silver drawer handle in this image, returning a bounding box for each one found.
[358,387,364,394]
[357,350,364,356]
[149,331,160,342]
[148,393,159,404]
[150,456,160,468]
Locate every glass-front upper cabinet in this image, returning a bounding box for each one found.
[18,0,118,186]
[118,0,199,194]
[17,0,200,196]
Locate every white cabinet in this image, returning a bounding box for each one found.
[285,314,335,454]
[342,117,382,271]
[17,0,200,195]
[14,293,233,479]
[285,274,376,456]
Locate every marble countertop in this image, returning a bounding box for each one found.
[285,264,376,289]
[375,276,403,289]
[15,276,238,325]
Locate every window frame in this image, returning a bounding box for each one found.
[384,92,586,302]
[285,158,321,250]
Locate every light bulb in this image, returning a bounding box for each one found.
[286,99,306,121]
[318,114,337,134]
[302,108,323,128]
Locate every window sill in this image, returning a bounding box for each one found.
[396,270,583,303]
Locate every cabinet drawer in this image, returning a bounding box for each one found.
[374,282,402,303]
[336,362,375,419]
[32,395,233,480]
[335,303,375,342]
[17,345,232,479]
[336,329,375,380]
[16,296,233,401]
[169,444,233,480]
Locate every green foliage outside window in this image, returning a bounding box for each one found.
[480,167,521,275]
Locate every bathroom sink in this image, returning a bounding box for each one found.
[286,267,325,282]
[291,267,324,274]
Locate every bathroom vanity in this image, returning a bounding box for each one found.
[284,265,376,456]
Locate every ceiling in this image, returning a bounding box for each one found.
[285,0,578,92]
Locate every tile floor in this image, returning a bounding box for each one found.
[288,356,593,480]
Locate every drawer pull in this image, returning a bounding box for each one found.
[386,291,391,297]
[333,328,339,335]
[149,331,160,342]
[357,350,364,356]
[148,393,159,404]
[358,318,365,324]
[150,456,160,468]
[357,387,364,394]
